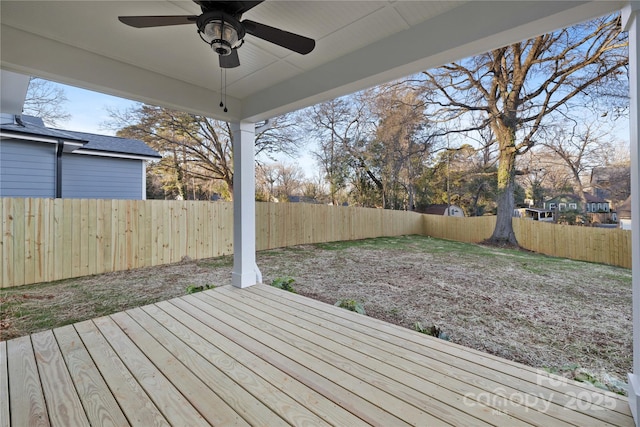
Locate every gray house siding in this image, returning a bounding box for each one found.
[62,154,142,199]
[0,139,55,197]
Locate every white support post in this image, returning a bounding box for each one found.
[230,121,261,288]
[624,2,640,425]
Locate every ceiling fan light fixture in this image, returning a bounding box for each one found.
[197,12,244,56]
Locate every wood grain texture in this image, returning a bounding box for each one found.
[140,302,368,427]
[53,325,129,427]
[200,289,508,427]
[0,341,10,427]
[172,295,417,426]
[31,330,90,427]
[7,336,49,427]
[3,199,631,288]
[110,309,251,427]
[73,320,169,427]
[91,316,209,427]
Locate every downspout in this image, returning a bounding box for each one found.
[56,140,63,198]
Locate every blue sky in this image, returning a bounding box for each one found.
[56,83,137,135]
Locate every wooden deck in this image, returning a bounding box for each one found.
[0,284,634,426]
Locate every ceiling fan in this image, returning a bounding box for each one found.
[118,1,315,69]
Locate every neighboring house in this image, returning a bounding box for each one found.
[544,193,611,213]
[0,114,161,199]
[544,193,613,224]
[618,196,632,230]
[420,204,465,217]
[588,166,631,205]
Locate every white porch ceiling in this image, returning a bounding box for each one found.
[0,1,629,122]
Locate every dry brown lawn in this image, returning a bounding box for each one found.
[0,235,632,393]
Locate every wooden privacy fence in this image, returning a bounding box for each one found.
[422,214,632,269]
[422,215,496,243]
[0,198,424,288]
[0,198,631,288]
[512,218,632,269]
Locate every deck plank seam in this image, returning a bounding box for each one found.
[91,315,211,426]
[32,330,90,426]
[52,325,131,427]
[0,341,10,427]
[110,310,247,427]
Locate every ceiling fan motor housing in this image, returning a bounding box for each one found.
[197,11,245,56]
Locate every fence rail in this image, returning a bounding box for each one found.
[0,198,631,288]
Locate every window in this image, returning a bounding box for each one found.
[592,203,597,212]
[597,203,603,211]
[559,203,567,211]
[569,203,577,210]
[548,203,556,210]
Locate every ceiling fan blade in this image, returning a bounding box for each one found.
[243,20,315,55]
[118,15,197,28]
[219,50,240,68]
[195,1,264,16]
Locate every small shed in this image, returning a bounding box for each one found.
[421,204,465,217]
[0,114,161,199]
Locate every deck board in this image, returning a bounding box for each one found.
[0,341,11,427]
[7,336,50,427]
[2,284,635,427]
[53,325,130,427]
[74,319,169,427]
[31,330,90,427]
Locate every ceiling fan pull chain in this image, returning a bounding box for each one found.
[219,68,224,108]
[223,69,228,113]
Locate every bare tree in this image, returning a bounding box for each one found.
[256,163,305,201]
[23,78,71,126]
[368,83,434,210]
[308,98,362,205]
[420,15,627,245]
[107,104,300,200]
[539,122,614,205]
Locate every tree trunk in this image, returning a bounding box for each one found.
[489,130,518,245]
